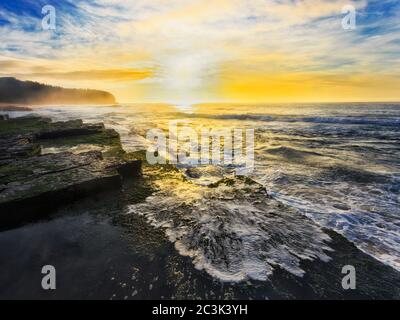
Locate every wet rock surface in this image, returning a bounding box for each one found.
[0,115,141,228]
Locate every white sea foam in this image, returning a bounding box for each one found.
[258,170,400,272]
[128,177,332,282]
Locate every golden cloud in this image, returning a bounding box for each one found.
[8,69,153,81]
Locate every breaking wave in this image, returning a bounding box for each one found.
[191,113,400,127]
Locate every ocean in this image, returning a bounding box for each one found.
[1,102,399,299]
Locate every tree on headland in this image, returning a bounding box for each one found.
[0,77,116,105]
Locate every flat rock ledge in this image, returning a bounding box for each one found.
[0,134,40,165]
[0,116,141,227]
[36,119,107,139]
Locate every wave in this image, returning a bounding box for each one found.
[299,117,400,127]
[263,146,323,159]
[261,172,400,273]
[188,113,400,127]
[319,165,391,184]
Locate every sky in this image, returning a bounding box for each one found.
[0,0,399,104]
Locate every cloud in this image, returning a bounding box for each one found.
[0,60,21,69]
[0,0,399,102]
[4,68,152,81]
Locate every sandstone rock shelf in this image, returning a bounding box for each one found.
[0,115,141,228]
